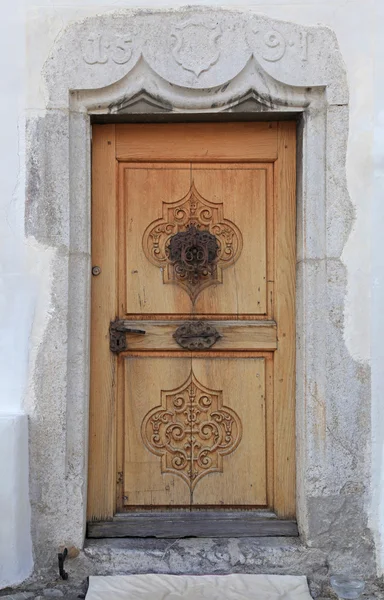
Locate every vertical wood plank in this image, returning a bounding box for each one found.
[266,165,275,320]
[122,165,191,315]
[192,166,269,315]
[123,357,191,507]
[87,125,117,520]
[273,122,296,517]
[265,354,275,509]
[116,160,129,513]
[192,357,268,506]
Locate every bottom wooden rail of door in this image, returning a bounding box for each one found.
[87,512,299,538]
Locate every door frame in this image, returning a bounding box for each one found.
[25,7,360,563]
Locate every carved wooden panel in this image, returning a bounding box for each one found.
[124,356,268,507]
[141,369,242,491]
[122,163,269,316]
[142,183,242,301]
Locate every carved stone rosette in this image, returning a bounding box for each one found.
[141,371,242,492]
[142,183,243,302]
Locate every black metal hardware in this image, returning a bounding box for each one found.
[173,320,221,350]
[110,319,146,353]
[58,547,68,580]
[168,225,219,284]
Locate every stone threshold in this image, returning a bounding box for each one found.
[83,537,326,580]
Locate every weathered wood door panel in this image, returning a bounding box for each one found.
[88,122,296,528]
[124,356,268,508]
[123,164,269,315]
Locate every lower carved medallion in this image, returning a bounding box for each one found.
[141,371,242,492]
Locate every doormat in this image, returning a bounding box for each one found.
[86,574,313,599]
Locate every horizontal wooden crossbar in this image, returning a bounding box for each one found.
[115,320,278,352]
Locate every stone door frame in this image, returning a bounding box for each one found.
[26,7,373,574]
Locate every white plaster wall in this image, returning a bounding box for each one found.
[0,416,33,587]
[371,0,384,579]
[0,0,33,588]
[1,0,383,586]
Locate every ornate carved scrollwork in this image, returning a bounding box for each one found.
[141,371,242,491]
[173,321,221,350]
[142,183,243,302]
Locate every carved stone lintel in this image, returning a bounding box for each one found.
[173,321,221,350]
[44,8,347,108]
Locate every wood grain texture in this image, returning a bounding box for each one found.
[114,320,277,351]
[124,351,272,359]
[121,164,191,315]
[122,164,270,315]
[124,358,191,506]
[192,166,269,314]
[124,357,268,507]
[191,358,267,506]
[273,122,296,518]
[89,122,297,527]
[88,125,117,520]
[87,512,299,538]
[265,354,275,509]
[116,123,278,162]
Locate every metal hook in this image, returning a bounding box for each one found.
[58,548,68,580]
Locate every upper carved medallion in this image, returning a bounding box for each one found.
[141,370,242,492]
[142,183,243,302]
[170,19,222,77]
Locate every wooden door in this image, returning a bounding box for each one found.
[88,122,296,536]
